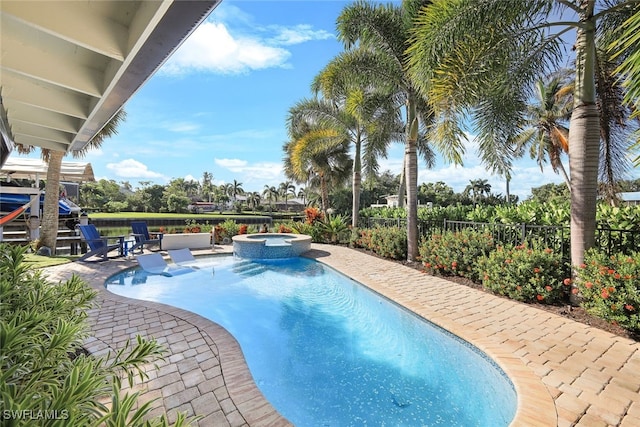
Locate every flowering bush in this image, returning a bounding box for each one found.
[477,244,566,303]
[278,224,293,233]
[351,227,407,260]
[304,207,324,225]
[577,250,640,332]
[418,229,494,282]
[238,224,248,235]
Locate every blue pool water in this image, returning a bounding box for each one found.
[106,256,517,426]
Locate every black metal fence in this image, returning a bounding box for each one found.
[359,217,639,261]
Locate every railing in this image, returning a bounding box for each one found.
[358,217,639,260]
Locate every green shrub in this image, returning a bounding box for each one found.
[290,221,324,243]
[318,214,350,244]
[577,250,640,332]
[477,244,566,303]
[217,219,240,239]
[418,229,495,282]
[352,227,407,260]
[0,244,191,426]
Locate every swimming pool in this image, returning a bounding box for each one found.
[106,256,517,426]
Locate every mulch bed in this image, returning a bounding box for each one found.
[354,247,639,342]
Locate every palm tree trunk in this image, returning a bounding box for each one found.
[352,140,362,228]
[406,98,419,261]
[397,156,406,208]
[569,4,599,303]
[320,173,329,214]
[39,150,63,251]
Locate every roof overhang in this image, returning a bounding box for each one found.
[0,0,220,163]
[1,157,94,182]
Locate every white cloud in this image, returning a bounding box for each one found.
[214,158,285,189]
[160,6,333,76]
[161,22,290,75]
[106,159,165,179]
[166,121,200,133]
[268,24,333,45]
[215,158,248,171]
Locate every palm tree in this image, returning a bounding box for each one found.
[332,0,445,261]
[246,191,261,211]
[278,181,296,211]
[407,0,639,297]
[464,179,492,205]
[613,7,640,166]
[289,72,403,229]
[515,71,573,189]
[262,185,278,211]
[15,110,126,251]
[283,125,352,214]
[230,179,244,201]
[297,187,308,206]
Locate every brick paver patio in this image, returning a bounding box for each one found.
[42,244,640,426]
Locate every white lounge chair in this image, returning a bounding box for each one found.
[135,253,194,276]
[167,248,199,267]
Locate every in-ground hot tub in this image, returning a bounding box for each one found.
[232,233,312,259]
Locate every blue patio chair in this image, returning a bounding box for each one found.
[130,221,163,253]
[78,224,124,262]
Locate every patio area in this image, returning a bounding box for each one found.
[42,244,640,426]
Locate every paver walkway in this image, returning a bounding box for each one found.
[42,244,640,426]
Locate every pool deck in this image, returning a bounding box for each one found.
[41,244,640,426]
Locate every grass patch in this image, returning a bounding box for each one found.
[23,253,75,268]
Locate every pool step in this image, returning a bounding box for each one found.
[232,260,267,277]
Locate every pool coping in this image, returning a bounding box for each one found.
[41,243,640,426]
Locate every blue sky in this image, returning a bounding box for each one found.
[17,0,639,199]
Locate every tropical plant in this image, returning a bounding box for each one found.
[0,244,190,426]
[577,249,640,332]
[611,7,640,165]
[278,181,296,211]
[294,66,405,229]
[419,229,496,282]
[463,179,492,205]
[515,70,573,188]
[246,191,262,211]
[477,243,567,304]
[262,185,279,211]
[318,214,350,243]
[407,0,640,301]
[332,0,447,261]
[282,124,352,213]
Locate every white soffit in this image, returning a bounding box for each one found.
[0,0,220,158]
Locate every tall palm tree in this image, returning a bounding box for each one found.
[15,110,126,251]
[464,179,492,205]
[283,125,352,214]
[613,7,640,166]
[262,185,278,211]
[515,71,573,189]
[246,191,261,211]
[278,181,296,211]
[407,0,639,297]
[230,179,244,201]
[297,71,404,229]
[332,0,445,261]
[297,187,308,206]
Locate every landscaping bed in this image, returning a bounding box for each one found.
[358,248,639,342]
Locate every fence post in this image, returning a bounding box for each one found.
[520,223,526,245]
